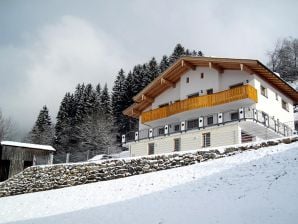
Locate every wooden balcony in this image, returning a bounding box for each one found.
[141,85,258,123]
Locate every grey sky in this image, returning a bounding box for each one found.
[0,0,298,137]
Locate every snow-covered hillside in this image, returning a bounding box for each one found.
[1,142,298,224]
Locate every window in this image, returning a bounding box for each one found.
[275,93,279,101]
[206,88,213,95]
[158,127,165,135]
[188,92,200,99]
[158,103,169,108]
[148,143,154,155]
[202,133,211,147]
[201,73,204,79]
[282,100,289,111]
[261,85,267,97]
[207,116,213,125]
[186,77,190,83]
[231,112,239,121]
[174,138,181,151]
[187,119,199,130]
[174,124,180,132]
[230,83,243,89]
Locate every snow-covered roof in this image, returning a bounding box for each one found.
[0,141,56,151]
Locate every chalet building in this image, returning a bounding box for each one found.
[122,57,298,157]
[0,141,55,181]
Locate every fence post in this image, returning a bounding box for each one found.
[66,153,70,163]
[86,150,90,161]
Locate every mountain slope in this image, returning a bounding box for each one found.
[0,142,298,224]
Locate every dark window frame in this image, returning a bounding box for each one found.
[206,88,213,95]
[148,143,155,155]
[188,92,200,99]
[229,82,243,89]
[281,99,289,111]
[207,116,213,125]
[187,119,199,130]
[202,132,211,147]
[174,138,181,152]
[231,112,239,121]
[261,85,268,97]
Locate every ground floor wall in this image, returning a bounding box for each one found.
[129,123,241,157]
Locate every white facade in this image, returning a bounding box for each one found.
[126,64,296,157]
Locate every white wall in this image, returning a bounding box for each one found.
[253,75,294,128]
[130,123,240,157]
[151,67,254,110]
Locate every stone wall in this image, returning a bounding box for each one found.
[0,137,297,198]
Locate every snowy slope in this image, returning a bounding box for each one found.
[0,143,298,224]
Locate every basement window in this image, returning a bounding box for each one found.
[282,100,289,111]
[174,138,181,152]
[148,143,155,155]
[202,132,211,147]
[261,85,268,97]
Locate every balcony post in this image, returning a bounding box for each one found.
[218,113,223,124]
[121,134,126,144]
[181,121,186,132]
[199,117,204,128]
[164,125,169,135]
[149,128,153,138]
[135,131,139,141]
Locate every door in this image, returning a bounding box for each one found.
[0,160,10,181]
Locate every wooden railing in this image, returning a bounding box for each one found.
[141,85,258,123]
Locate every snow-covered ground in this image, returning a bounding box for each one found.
[1,142,298,224]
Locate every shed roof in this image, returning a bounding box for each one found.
[1,141,56,152]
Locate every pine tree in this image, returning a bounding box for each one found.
[159,55,170,73]
[147,57,160,81]
[28,105,53,145]
[169,43,186,64]
[100,83,111,115]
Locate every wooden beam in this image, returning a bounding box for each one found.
[209,62,224,74]
[181,59,196,70]
[131,109,140,116]
[141,94,154,103]
[240,64,254,74]
[160,78,175,87]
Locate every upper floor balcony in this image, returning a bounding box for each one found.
[141,84,258,124]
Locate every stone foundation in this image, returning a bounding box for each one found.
[0,137,297,197]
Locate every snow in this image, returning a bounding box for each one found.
[0,141,55,151]
[1,143,298,223]
[88,151,130,161]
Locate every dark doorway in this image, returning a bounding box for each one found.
[0,160,10,181]
[24,161,33,169]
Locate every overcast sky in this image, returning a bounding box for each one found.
[1,0,298,137]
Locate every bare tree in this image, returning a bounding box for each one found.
[267,37,298,81]
[0,109,14,141]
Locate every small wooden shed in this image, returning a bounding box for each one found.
[0,141,55,181]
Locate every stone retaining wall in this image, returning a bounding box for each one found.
[0,137,297,197]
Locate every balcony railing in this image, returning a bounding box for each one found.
[122,107,293,144]
[141,84,258,123]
